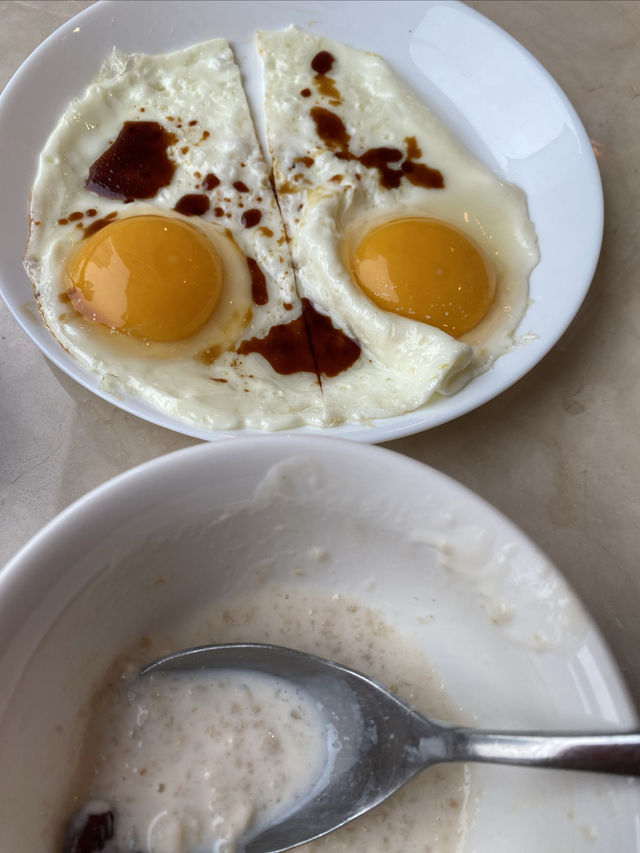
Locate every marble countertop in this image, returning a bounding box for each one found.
[1,0,639,710]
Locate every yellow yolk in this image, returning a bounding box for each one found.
[65,215,222,342]
[352,218,496,338]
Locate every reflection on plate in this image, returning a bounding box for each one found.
[0,1,603,442]
[0,437,636,849]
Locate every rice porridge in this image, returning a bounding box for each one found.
[63,586,473,852]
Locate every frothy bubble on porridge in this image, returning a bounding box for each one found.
[63,586,474,852]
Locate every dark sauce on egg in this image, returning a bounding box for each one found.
[83,210,118,238]
[356,147,404,188]
[85,121,177,200]
[311,50,335,75]
[203,172,221,191]
[310,51,342,103]
[237,299,360,377]
[174,194,210,216]
[247,258,269,306]
[241,209,262,229]
[310,109,444,190]
[237,314,316,375]
[310,107,351,152]
[302,299,361,377]
[401,159,444,189]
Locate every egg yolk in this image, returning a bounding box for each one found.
[65,215,222,342]
[351,218,496,338]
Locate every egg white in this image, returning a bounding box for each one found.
[258,26,540,424]
[25,39,326,431]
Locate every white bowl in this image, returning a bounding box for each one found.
[0,437,637,851]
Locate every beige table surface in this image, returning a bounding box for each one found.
[1,0,639,709]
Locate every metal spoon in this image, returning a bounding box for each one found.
[141,643,640,853]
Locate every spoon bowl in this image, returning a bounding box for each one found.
[142,643,640,853]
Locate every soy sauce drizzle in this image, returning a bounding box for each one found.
[85,121,177,200]
[309,108,444,190]
[310,50,342,104]
[311,51,335,75]
[174,194,210,216]
[83,210,118,238]
[241,209,262,228]
[203,172,221,191]
[303,298,361,377]
[247,258,269,306]
[237,299,360,377]
[310,107,351,152]
[237,313,316,375]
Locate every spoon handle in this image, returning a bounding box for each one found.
[446,728,640,776]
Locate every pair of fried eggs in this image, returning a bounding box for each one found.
[26,33,538,429]
[62,207,498,351]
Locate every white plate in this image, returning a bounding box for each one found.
[0,437,637,849]
[0,0,603,443]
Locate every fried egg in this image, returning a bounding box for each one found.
[24,39,325,431]
[258,26,539,423]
